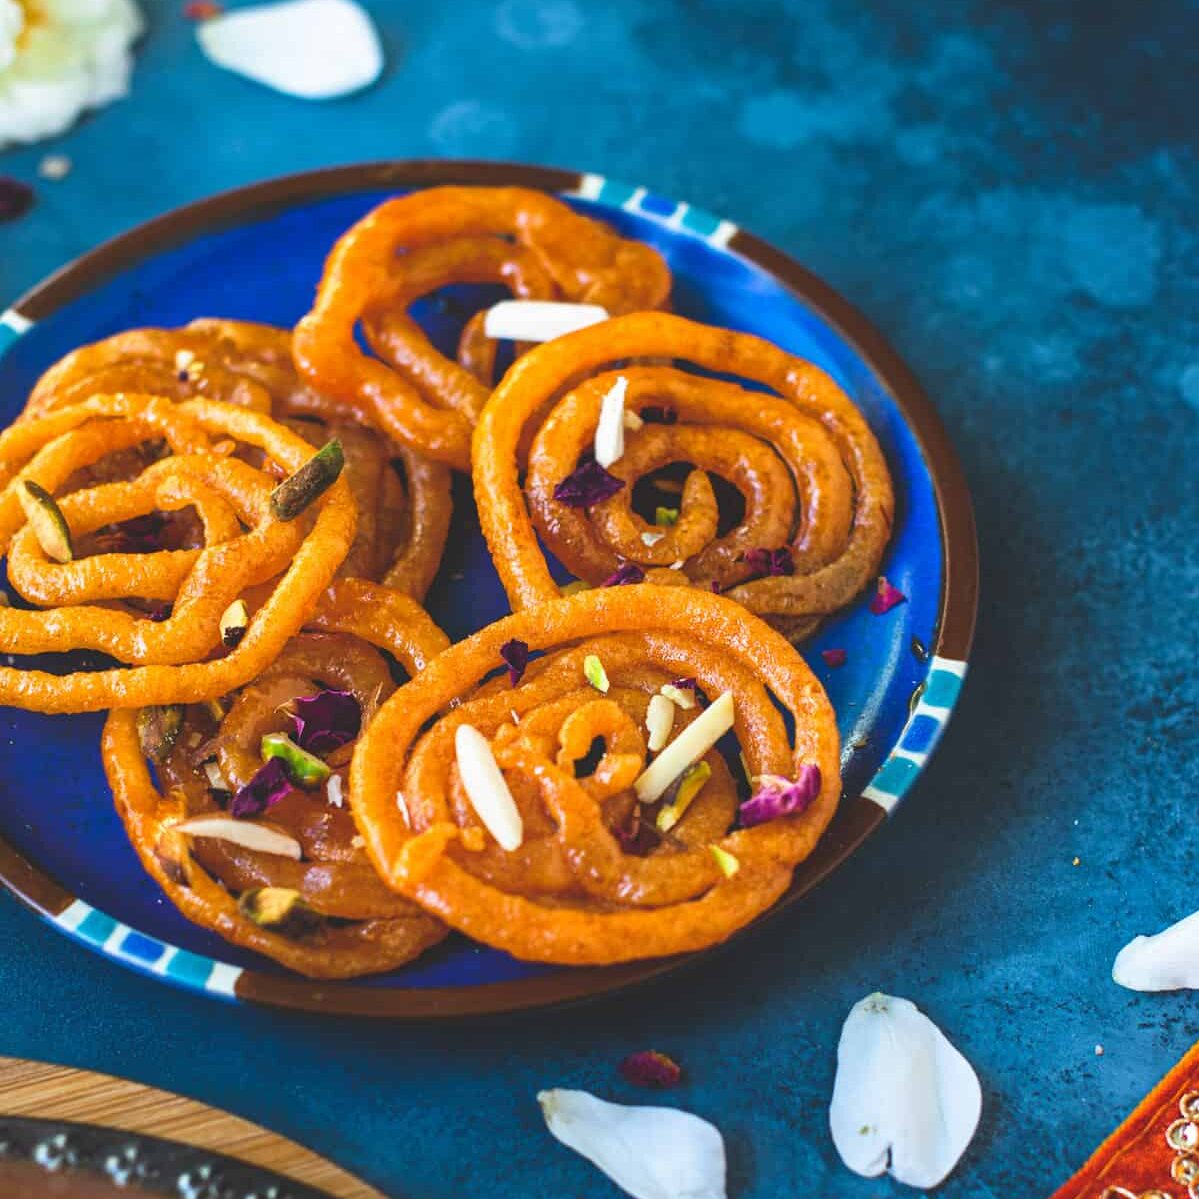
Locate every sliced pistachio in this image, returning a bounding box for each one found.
[654,506,679,527]
[269,438,344,521]
[710,843,741,878]
[261,732,330,787]
[583,654,610,694]
[219,597,249,649]
[19,480,73,563]
[237,886,320,936]
[136,704,185,763]
[656,760,712,832]
[559,579,590,596]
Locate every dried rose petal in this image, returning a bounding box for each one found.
[641,406,678,425]
[553,459,625,508]
[739,764,822,827]
[292,688,361,755]
[869,576,907,615]
[613,807,661,856]
[601,562,645,587]
[500,638,529,686]
[230,757,293,818]
[743,546,795,579]
[619,1050,682,1088]
[0,178,34,223]
[670,677,698,692]
[821,648,848,668]
[95,512,167,554]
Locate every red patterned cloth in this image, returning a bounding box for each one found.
[1051,1043,1199,1199]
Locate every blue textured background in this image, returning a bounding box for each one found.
[1,2,1197,1196]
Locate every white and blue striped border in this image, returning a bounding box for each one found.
[564,173,739,249]
[861,656,968,814]
[55,899,242,999]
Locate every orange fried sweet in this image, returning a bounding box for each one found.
[294,186,672,470]
[103,579,451,978]
[0,395,356,713]
[472,311,894,639]
[349,584,841,965]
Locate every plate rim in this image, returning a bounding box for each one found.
[0,158,979,1018]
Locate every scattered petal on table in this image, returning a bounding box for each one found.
[1113,908,1199,992]
[539,1088,726,1199]
[830,992,981,1190]
[197,0,382,100]
[0,0,143,149]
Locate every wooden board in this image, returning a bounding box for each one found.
[0,1057,384,1199]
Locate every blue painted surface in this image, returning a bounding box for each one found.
[0,2,1195,1197]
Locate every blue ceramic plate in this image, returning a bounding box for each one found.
[0,162,977,1016]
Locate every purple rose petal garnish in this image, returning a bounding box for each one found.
[230,757,293,818]
[292,688,361,755]
[614,807,661,856]
[738,764,822,828]
[500,638,529,686]
[743,546,795,579]
[553,459,626,508]
[710,580,723,594]
[869,576,907,615]
[619,1050,682,1088]
[641,406,678,425]
[821,648,848,668]
[0,178,34,223]
[601,562,646,587]
[670,677,697,692]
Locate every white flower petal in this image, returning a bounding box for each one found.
[197,0,382,100]
[830,992,981,1190]
[0,0,142,148]
[594,375,627,468]
[1113,908,1199,991]
[539,1089,726,1199]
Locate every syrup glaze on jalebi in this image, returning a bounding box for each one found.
[294,186,672,470]
[103,580,450,977]
[349,585,841,965]
[472,311,894,640]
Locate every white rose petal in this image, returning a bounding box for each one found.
[1113,908,1199,992]
[830,992,981,1190]
[0,0,143,149]
[539,1088,726,1199]
[197,0,382,100]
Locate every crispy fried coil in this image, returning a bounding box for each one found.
[472,312,895,637]
[23,320,451,598]
[294,186,673,470]
[0,395,356,713]
[102,579,451,978]
[349,585,841,965]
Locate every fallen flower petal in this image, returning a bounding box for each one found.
[553,458,625,508]
[292,687,361,754]
[821,648,848,668]
[197,0,382,99]
[602,562,645,587]
[743,546,794,579]
[539,1088,725,1199]
[1113,909,1199,992]
[229,757,293,818]
[500,638,529,686]
[620,1051,682,1089]
[830,992,981,1190]
[869,576,907,615]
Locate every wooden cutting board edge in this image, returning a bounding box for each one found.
[0,1057,387,1199]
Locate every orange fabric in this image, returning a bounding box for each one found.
[1050,1040,1199,1198]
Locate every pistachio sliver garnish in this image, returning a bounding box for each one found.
[172,815,302,859]
[237,886,320,936]
[261,731,330,788]
[454,723,523,851]
[219,597,249,648]
[710,843,740,878]
[136,704,185,763]
[634,690,734,803]
[269,438,344,521]
[656,760,711,832]
[19,480,73,563]
[654,505,679,527]
[583,654,610,693]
